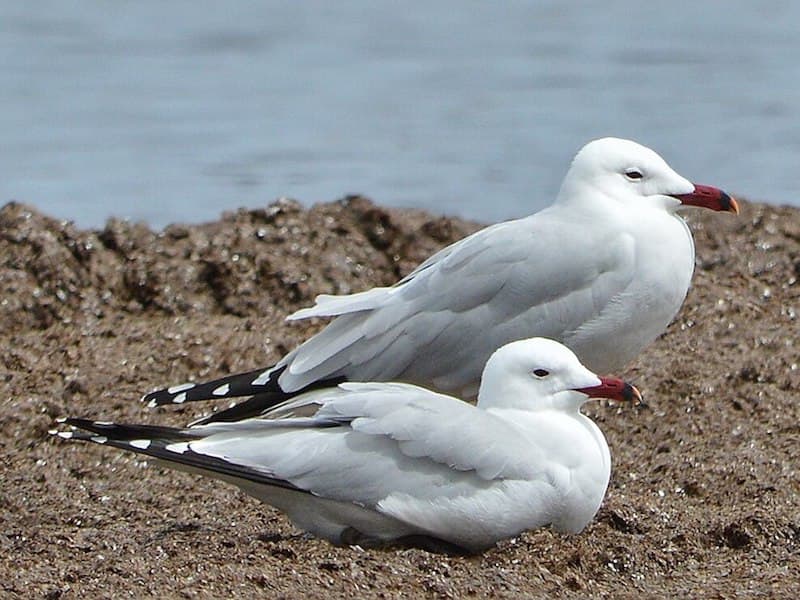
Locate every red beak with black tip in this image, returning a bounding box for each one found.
[671,184,739,214]
[574,376,642,404]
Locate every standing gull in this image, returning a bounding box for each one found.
[143,137,737,424]
[55,338,641,553]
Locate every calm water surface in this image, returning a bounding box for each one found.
[2,2,799,228]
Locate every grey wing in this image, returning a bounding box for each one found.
[278,213,636,394]
[191,382,542,505]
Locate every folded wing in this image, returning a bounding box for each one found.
[142,211,635,424]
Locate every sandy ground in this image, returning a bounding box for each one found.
[1,196,799,598]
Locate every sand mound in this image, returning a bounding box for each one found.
[2,196,798,597]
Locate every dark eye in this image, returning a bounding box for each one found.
[625,169,644,180]
[532,369,550,378]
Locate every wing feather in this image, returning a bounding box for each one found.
[276,213,634,394]
[195,382,545,496]
[143,209,636,414]
[62,383,549,517]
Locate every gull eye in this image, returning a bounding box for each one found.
[532,369,550,378]
[625,169,644,181]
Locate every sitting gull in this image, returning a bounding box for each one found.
[55,338,641,553]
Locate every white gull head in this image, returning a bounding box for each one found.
[557,137,737,214]
[477,337,640,411]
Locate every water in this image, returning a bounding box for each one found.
[2,1,799,229]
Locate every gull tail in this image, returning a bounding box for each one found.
[140,366,280,408]
[50,418,301,492]
[141,365,347,426]
[188,374,347,426]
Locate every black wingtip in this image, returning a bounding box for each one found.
[52,417,198,443]
[142,366,286,408]
[190,375,348,426]
[51,416,305,494]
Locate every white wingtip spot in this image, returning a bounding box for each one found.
[168,383,196,394]
[55,417,67,423]
[212,383,230,396]
[91,436,108,444]
[147,399,158,408]
[165,442,189,454]
[129,439,151,450]
[173,392,187,404]
[57,431,73,439]
[252,366,278,386]
[48,429,58,436]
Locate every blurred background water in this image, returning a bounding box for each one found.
[2,1,799,229]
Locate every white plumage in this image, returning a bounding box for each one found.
[55,338,641,553]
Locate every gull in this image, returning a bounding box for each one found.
[54,338,641,553]
[142,137,736,424]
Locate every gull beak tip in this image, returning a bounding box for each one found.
[727,194,740,215]
[623,383,643,406]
